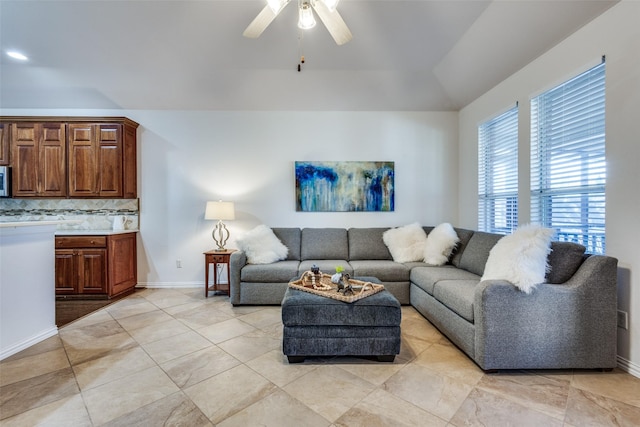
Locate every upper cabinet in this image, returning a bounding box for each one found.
[68,123,124,197]
[11,122,67,197]
[0,122,9,166]
[1,116,138,199]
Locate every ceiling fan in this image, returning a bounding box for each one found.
[243,0,353,46]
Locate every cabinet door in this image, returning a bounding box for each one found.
[11,123,39,196]
[55,249,77,294]
[108,233,137,296]
[67,123,98,197]
[40,123,67,196]
[123,122,137,198]
[0,122,9,166]
[98,124,123,197]
[78,249,107,294]
[11,122,66,197]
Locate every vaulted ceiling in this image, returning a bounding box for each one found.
[0,0,618,111]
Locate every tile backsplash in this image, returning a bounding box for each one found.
[0,199,139,230]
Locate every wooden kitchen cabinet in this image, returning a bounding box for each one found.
[55,233,137,298]
[54,249,76,294]
[1,116,138,199]
[107,232,137,297]
[55,247,107,295]
[10,122,67,197]
[122,121,137,199]
[68,123,124,197]
[0,122,9,166]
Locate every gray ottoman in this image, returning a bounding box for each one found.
[281,277,401,363]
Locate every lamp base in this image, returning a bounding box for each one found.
[212,221,230,251]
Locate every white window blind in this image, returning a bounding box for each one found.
[478,105,519,234]
[531,61,606,254]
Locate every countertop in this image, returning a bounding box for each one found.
[54,229,138,236]
[0,221,137,235]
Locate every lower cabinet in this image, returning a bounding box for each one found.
[55,233,137,298]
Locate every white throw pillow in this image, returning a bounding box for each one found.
[235,225,288,264]
[382,222,427,263]
[423,222,460,265]
[481,223,554,294]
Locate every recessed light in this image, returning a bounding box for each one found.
[7,51,28,61]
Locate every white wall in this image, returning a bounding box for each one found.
[133,111,458,285]
[458,1,640,375]
[1,224,58,360]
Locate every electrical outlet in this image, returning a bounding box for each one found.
[617,310,628,330]
[176,259,182,268]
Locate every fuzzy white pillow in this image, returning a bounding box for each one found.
[481,224,554,294]
[382,222,428,263]
[423,223,460,265]
[235,225,288,264]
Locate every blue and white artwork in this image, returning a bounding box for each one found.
[295,161,395,212]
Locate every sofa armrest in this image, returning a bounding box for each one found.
[229,251,247,305]
[473,255,618,370]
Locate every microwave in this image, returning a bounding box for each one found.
[0,166,10,197]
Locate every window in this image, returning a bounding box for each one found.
[478,105,519,234]
[531,61,606,254]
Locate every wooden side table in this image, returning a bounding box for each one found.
[203,249,235,297]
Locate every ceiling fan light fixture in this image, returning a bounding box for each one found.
[243,0,351,45]
[321,0,340,12]
[298,2,316,30]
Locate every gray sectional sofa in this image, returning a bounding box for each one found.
[229,226,618,371]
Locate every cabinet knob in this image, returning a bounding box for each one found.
[90,240,95,244]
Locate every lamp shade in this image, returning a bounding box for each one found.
[205,201,235,221]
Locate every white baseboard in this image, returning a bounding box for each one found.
[617,355,640,379]
[136,282,201,289]
[1,327,59,361]
[136,281,230,289]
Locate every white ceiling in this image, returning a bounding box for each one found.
[0,0,618,111]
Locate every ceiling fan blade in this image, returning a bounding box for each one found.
[243,4,280,39]
[312,1,352,45]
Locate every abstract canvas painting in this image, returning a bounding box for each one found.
[295,161,394,212]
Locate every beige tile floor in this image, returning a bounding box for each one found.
[2,287,640,426]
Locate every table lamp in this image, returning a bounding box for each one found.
[205,200,235,251]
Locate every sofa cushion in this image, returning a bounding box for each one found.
[236,225,289,264]
[348,228,392,260]
[457,231,503,276]
[241,260,301,282]
[382,222,428,263]
[432,280,478,323]
[450,228,475,267]
[301,228,348,260]
[546,241,586,284]
[424,223,460,266]
[349,260,410,282]
[481,224,554,294]
[273,228,301,261]
[410,265,480,295]
[298,260,353,277]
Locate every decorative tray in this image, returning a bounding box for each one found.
[288,271,385,303]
